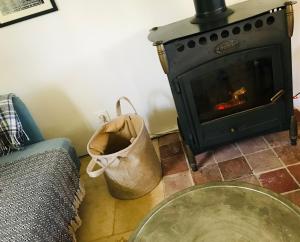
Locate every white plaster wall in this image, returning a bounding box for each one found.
[292,2,300,103]
[0,0,299,155]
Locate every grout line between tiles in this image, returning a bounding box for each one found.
[262,136,300,188]
[229,174,255,182]
[233,138,284,158]
[187,171,195,186]
[235,142,262,186]
[215,141,286,164]
[254,166,288,176]
[286,161,300,168]
[212,152,224,181]
[281,188,300,196]
[163,170,191,179]
[213,153,242,163]
[243,147,273,157]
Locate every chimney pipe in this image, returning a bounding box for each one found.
[193,0,227,17]
[191,0,233,24]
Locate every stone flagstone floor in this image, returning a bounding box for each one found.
[76,111,300,242]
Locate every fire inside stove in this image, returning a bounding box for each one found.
[215,87,247,111]
[191,57,275,122]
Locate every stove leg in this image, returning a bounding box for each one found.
[290,115,298,146]
[177,118,198,171]
[183,144,198,172]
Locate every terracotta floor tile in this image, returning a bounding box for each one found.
[114,181,164,234]
[284,190,300,207]
[192,164,222,185]
[287,164,300,183]
[195,151,215,168]
[163,171,193,198]
[264,130,290,147]
[159,142,183,159]
[158,133,180,147]
[235,175,260,186]
[259,169,299,193]
[218,157,252,181]
[246,149,283,174]
[237,136,268,155]
[274,145,300,166]
[161,153,188,176]
[213,144,242,163]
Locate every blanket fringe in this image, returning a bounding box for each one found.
[68,180,86,242]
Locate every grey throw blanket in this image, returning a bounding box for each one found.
[0,149,84,242]
[0,93,28,156]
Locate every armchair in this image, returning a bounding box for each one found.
[0,96,83,242]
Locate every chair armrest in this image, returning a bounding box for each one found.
[0,138,80,169]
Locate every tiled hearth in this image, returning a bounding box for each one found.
[161,130,300,198]
[77,110,300,242]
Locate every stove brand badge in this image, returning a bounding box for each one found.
[215,40,240,55]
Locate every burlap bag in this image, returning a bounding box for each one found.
[86,97,162,200]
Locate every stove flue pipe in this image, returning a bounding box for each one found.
[193,0,227,17]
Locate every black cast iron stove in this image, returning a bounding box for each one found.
[148,0,298,171]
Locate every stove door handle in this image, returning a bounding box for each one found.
[270,89,285,104]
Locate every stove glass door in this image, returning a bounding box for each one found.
[181,46,283,123]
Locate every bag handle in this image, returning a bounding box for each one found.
[116,96,137,116]
[86,158,106,178]
[86,157,121,178]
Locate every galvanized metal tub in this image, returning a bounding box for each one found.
[130,182,300,242]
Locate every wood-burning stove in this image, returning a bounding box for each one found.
[148,0,298,171]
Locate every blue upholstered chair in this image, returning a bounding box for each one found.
[0,96,80,168]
